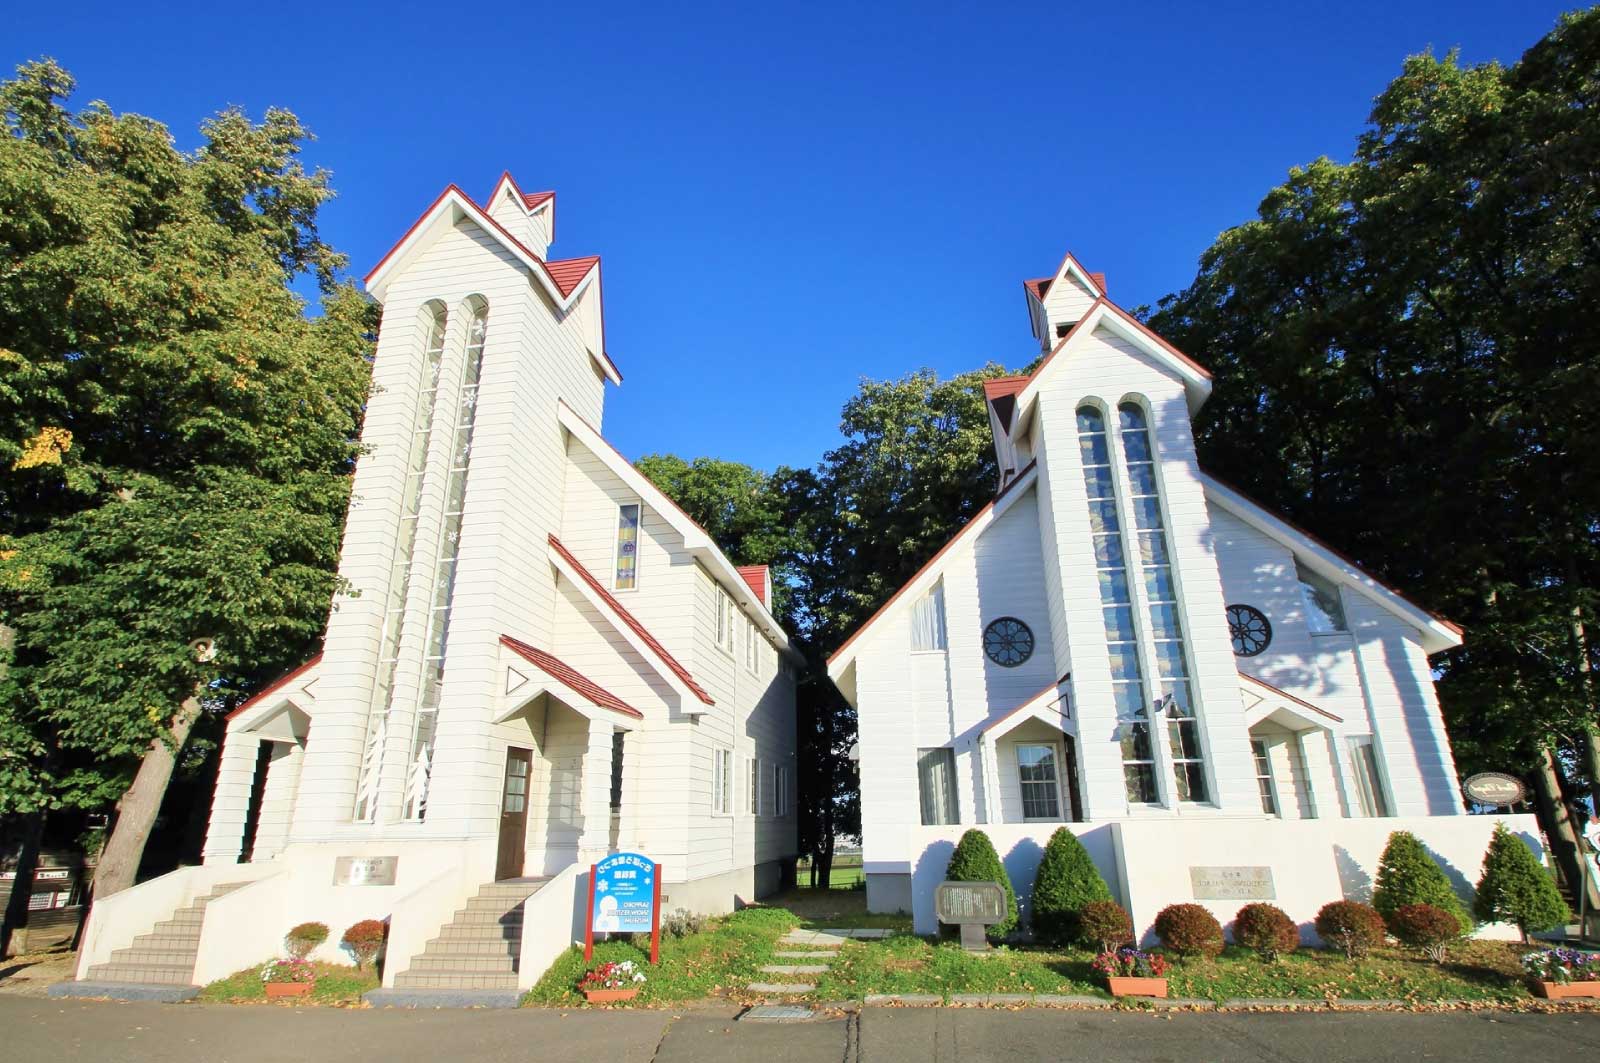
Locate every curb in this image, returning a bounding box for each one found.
[47,981,200,1003]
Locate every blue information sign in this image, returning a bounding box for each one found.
[591,852,657,934]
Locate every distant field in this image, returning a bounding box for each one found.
[796,855,864,889]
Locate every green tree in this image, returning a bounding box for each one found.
[1474,822,1570,942]
[945,828,1018,940]
[1030,826,1112,946]
[0,59,372,899]
[1145,9,1600,902]
[1372,831,1473,931]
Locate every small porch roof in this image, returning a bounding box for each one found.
[958,677,1073,745]
[1240,671,1343,732]
[225,654,321,740]
[497,635,643,726]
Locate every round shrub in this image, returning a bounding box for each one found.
[945,829,1017,940]
[1474,822,1571,941]
[1030,827,1112,946]
[1388,903,1461,963]
[1152,903,1223,960]
[1233,903,1298,961]
[284,921,330,960]
[1078,900,1135,953]
[341,919,387,971]
[1313,900,1386,960]
[1372,830,1472,931]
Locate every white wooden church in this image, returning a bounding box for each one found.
[73,175,799,997]
[830,255,1537,939]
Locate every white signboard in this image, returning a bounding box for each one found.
[1190,865,1276,900]
[333,856,398,886]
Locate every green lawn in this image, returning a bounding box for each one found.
[199,961,378,1005]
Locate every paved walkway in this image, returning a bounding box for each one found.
[8,996,1600,1063]
[747,927,888,998]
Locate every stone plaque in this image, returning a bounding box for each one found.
[1189,865,1275,900]
[333,856,398,886]
[935,881,1007,951]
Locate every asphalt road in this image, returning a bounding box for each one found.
[6,997,1600,1062]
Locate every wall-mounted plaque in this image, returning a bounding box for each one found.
[1189,865,1275,900]
[333,856,398,886]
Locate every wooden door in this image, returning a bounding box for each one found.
[496,747,532,880]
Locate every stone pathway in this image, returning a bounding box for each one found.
[743,926,890,1007]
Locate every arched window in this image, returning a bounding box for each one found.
[1077,406,1157,804]
[354,302,448,822]
[404,297,490,820]
[1116,402,1207,803]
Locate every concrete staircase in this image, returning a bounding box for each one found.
[84,881,252,986]
[391,878,548,991]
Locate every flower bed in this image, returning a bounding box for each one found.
[579,960,647,1003]
[1523,948,1600,999]
[1092,947,1169,998]
[260,959,316,999]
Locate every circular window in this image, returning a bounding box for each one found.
[1227,604,1272,657]
[983,617,1035,667]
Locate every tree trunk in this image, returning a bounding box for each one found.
[0,811,45,959]
[1564,548,1600,814]
[1531,745,1599,911]
[89,693,202,901]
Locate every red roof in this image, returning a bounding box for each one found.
[1088,271,1107,295]
[982,376,1029,401]
[499,635,643,719]
[546,255,599,298]
[1023,277,1053,302]
[548,534,716,705]
[522,190,554,211]
[226,654,323,721]
[736,565,769,606]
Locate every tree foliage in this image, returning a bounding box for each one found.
[1030,826,1113,946]
[1473,822,1570,939]
[0,59,372,885]
[1372,831,1473,930]
[944,828,1018,939]
[1144,11,1600,824]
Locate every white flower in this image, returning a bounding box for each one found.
[633,973,646,983]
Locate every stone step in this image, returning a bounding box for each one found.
[109,947,200,968]
[773,950,838,959]
[393,971,518,990]
[759,965,829,975]
[153,913,206,933]
[130,932,203,951]
[445,908,525,926]
[421,939,521,957]
[432,924,523,943]
[407,954,518,974]
[747,982,815,994]
[86,963,194,986]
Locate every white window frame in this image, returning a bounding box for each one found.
[1015,740,1065,822]
[1251,738,1279,816]
[712,747,733,815]
[1297,561,1349,635]
[773,763,790,817]
[748,756,761,815]
[910,581,948,653]
[715,587,737,657]
[1348,736,1390,817]
[611,500,642,592]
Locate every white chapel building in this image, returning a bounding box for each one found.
[75,175,799,995]
[829,255,1535,939]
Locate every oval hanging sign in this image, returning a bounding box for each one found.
[1462,772,1527,808]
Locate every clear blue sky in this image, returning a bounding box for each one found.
[8,1,1581,472]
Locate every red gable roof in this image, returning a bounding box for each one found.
[499,635,643,719]
[548,534,715,705]
[546,255,599,298]
[982,376,1029,401]
[736,565,769,606]
[522,190,554,211]
[1023,277,1053,302]
[225,654,323,721]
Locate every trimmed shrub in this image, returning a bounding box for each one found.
[284,921,329,960]
[1030,827,1113,946]
[1078,900,1135,954]
[1372,830,1472,931]
[1233,903,1298,962]
[340,919,386,971]
[945,829,1018,939]
[1388,903,1461,963]
[1313,900,1386,960]
[1474,822,1571,941]
[1152,903,1223,960]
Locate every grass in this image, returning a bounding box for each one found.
[1162,941,1532,1003]
[524,906,800,1007]
[812,934,1104,1001]
[198,961,378,1005]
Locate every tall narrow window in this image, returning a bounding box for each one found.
[775,764,790,817]
[614,503,640,590]
[713,748,732,814]
[610,731,625,814]
[910,582,948,651]
[1077,406,1157,803]
[917,748,958,825]
[404,299,490,821]
[1016,743,1062,820]
[1297,562,1348,633]
[1252,739,1278,815]
[1348,736,1390,817]
[748,756,761,815]
[354,302,448,822]
[1118,403,1208,803]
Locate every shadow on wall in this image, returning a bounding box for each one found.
[1426,839,1479,912]
[1334,844,1373,903]
[1383,625,1461,816]
[1004,836,1046,927]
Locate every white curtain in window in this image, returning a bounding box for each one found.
[911,583,948,651]
[917,747,958,824]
